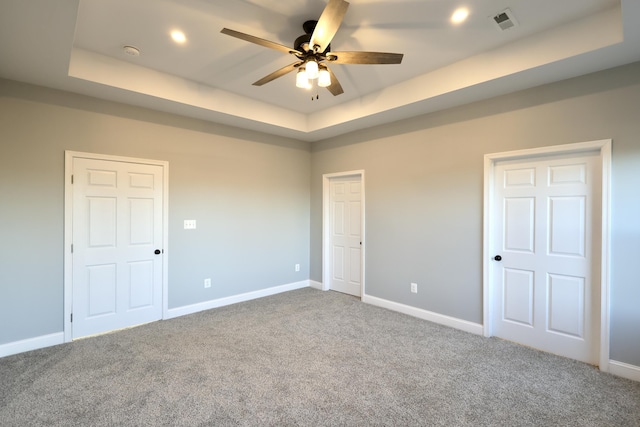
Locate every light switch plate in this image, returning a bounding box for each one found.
[184,220,196,229]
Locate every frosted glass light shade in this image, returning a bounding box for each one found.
[305,60,319,79]
[296,68,310,88]
[318,68,331,87]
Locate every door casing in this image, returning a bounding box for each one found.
[322,170,365,297]
[64,151,169,342]
[483,140,611,371]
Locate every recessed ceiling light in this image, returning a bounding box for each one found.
[171,30,187,44]
[122,45,140,56]
[451,7,469,24]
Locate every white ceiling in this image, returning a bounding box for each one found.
[1,0,638,141]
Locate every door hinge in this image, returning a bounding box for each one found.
[70,313,73,322]
[71,174,74,184]
[71,244,73,253]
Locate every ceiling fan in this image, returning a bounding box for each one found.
[220,0,403,97]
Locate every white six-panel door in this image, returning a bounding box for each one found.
[329,176,362,297]
[491,152,601,364]
[72,157,164,339]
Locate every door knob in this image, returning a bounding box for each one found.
[154,249,161,255]
[493,255,502,261]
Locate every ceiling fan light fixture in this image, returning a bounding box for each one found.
[296,67,311,89]
[305,59,319,80]
[220,0,402,97]
[318,68,331,87]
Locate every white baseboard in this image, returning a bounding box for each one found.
[165,280,310,319]
[309,280,323,290]
[362,294,484,336]
[0,332,64,358]
[1,281,312,358]
[609,360,640,382]
[2,292,638,385]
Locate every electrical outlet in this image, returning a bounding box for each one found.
[411,282,418,293]
[204,278,211,288]
[295,264,300,272]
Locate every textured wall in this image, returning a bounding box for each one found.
[310,62,640,366]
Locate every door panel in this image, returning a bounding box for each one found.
[88,197,116,247]
[349,200,361,238]
[349,248,361,283]
[548,196,585,256]
[504,197,535,252]
[333,246,344,281]
[547,273,584,337]
[87,264,117,316]
[73,157,163,338]
[504,167,535,187]
[128,260,154,309]
[503,268,534,326]
[130,198,154,245]
[492,153,600,364]
[330,176,362,297]
[548,163,586,185]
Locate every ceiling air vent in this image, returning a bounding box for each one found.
[492,8,519,32]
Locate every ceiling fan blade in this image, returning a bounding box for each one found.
[309,0,350,53]
[221,28,302,56]
[325,67,344,96]
[252,62,300,86]
[327,51,403,64]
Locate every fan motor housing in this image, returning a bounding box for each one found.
[295,20,330,55]
[294,34,312,53]
[302,20,317,35]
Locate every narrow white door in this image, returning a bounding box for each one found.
[72,157,164,338]
[329,176,362,297]
[491,152,601,364]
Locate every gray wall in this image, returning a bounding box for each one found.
[2,61,640,368]
[0,80,311,344]
[310,62,640,366]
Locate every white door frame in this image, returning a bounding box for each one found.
[63,151,169,342]
[483,139,611,371]
[322,170,366,297]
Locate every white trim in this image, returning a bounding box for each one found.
[482,139,612,370]
[64,151,169,342]
[165,280,310,319]
[482,154,493,338]
[483,139,610,161]
[64,152,73,342]
[609,360,640,382]
[363,295,484,336]
[309,280,324,290]
[322,170,366,297]
[161,160,170,321]
[599,142,612,372]
[2,282,309,357]
[0,333,64,358]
